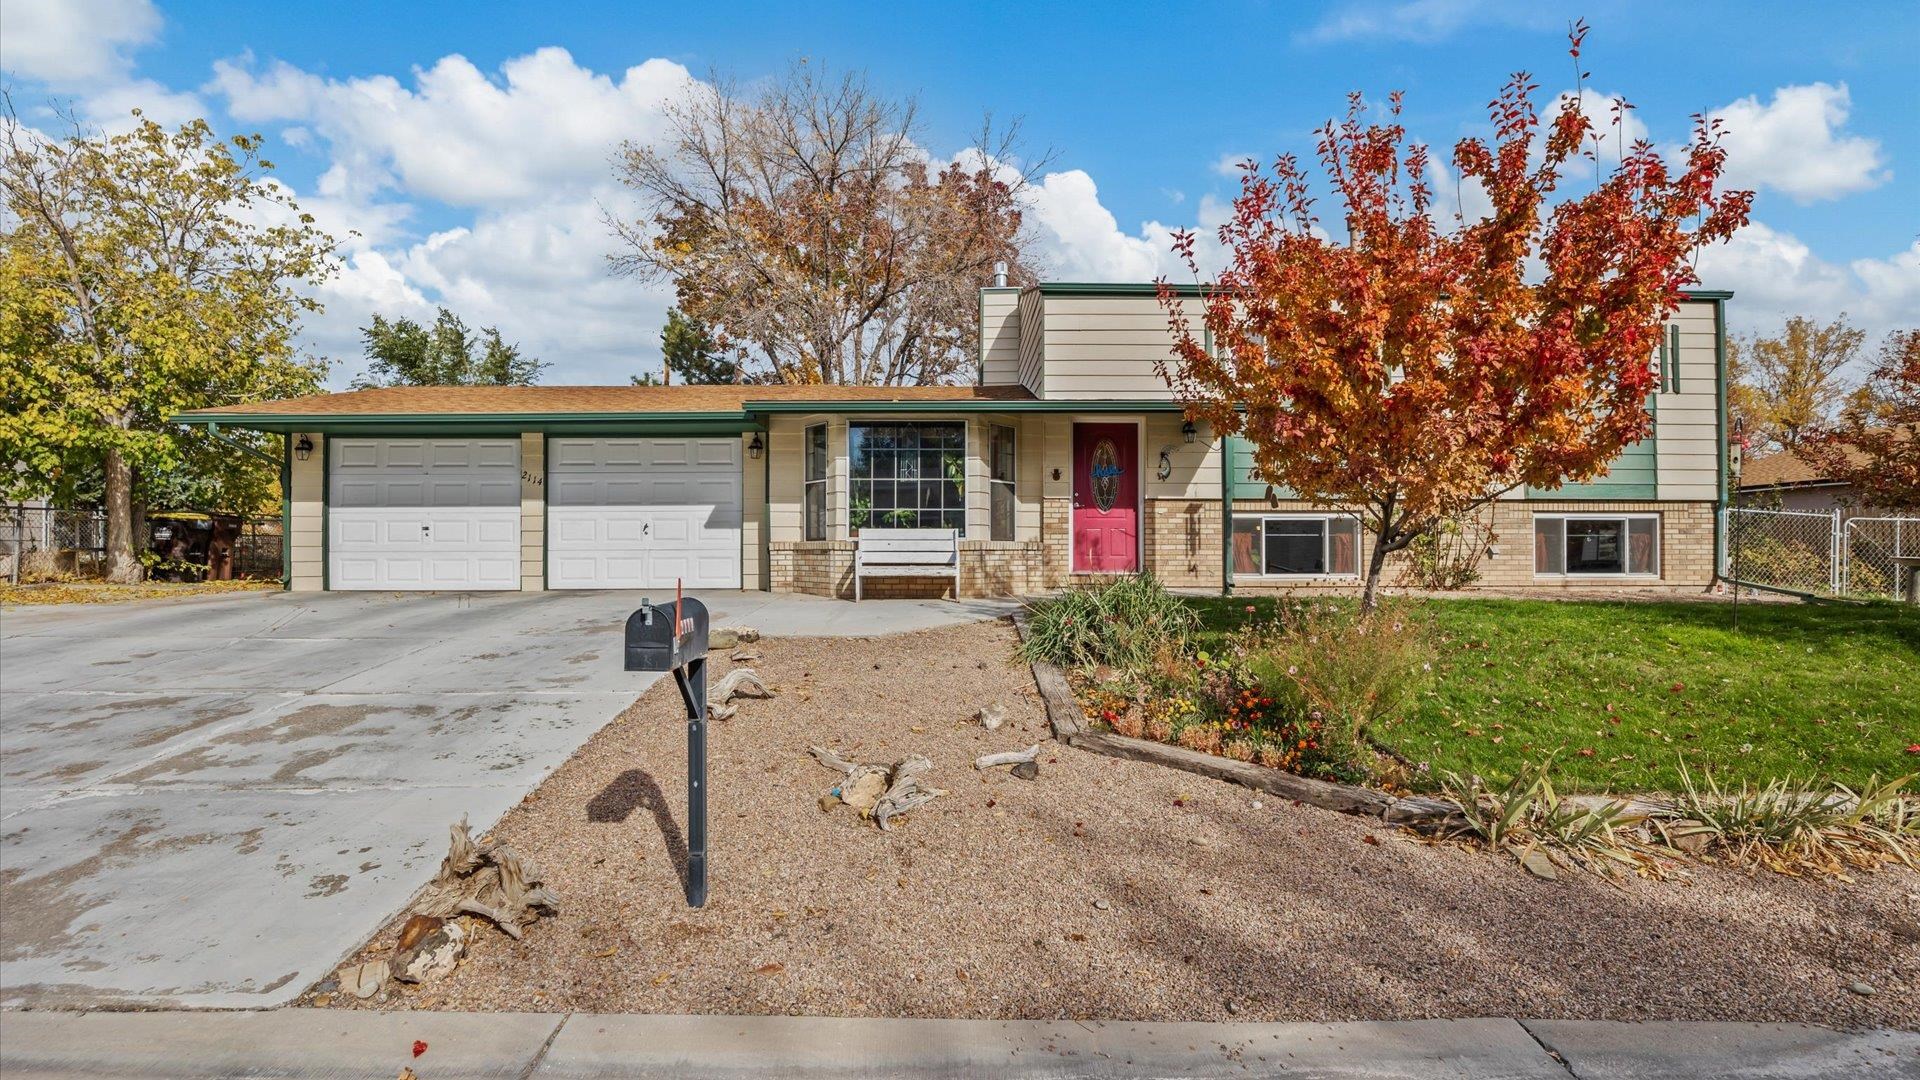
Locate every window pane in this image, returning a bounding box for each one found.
[1328,518,1359,575]
[991,425,1015,482]
[1231,518,1262,574]
[991,482,1014,541]
[1265,519,1327,574]
[897,450,920,480]
[919,480,941,509]
[871,481,895,511]
[941,510,965,532]
[1628,517,1658,575]
[805,424,826,482]
[1535,517,1566,574]
[804,480,826,541]
[1566,519,1625,574]
[847,422,966,532]
[851,483,871,533]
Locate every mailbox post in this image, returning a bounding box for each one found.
[623,592,711,907]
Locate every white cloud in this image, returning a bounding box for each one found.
[1710,83,1888,203]
[73,77,207,131]
[1025,169,1186,281]
[1212,152,1256,178]
[210,48,693,207]
[1300,0,1558,44]
[1695,221,1920,349]
[0,0,160,84]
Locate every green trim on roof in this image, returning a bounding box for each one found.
[1033,282,1735,301]
[746,399,1182,414]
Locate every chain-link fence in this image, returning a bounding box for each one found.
[1725,507,1920,601]
[232,518,285,580]
[1724,508,1840,595]
[4,506,284,584]
[1843,517,1920,601]
[2,506,108,582]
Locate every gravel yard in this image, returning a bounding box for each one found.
[322,618,1918,1027]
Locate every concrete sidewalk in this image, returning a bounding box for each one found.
[0,1012,1913,1078]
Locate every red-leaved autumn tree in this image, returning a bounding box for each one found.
[1159,26,1752,611]
[1800,329,1920,513]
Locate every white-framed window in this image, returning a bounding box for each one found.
[1230,513,1361,577]
[1533,513,1659,576]
[989,423,1016,542]
[848,421,967,533]
[803,423,827,541]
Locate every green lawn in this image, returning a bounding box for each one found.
[1185,595,1919,793]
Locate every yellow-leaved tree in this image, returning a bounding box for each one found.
[1,102,336,581]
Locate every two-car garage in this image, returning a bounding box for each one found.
[326,436,743,591]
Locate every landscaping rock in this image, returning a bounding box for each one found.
[1849,981,1877,997]
[977,703,1006,731]
[1011,760,1039,781]
[338,959,388,1000]
[1093,899,1111,911]
[394,920,469,984]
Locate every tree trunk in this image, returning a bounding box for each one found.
[103,447,141,584]
[1360,524,1392,615]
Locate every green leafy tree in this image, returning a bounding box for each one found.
[0,102,335,580]
[353,307,545,388]
[634,307,738,385]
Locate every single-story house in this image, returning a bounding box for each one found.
[175,283,1732,597]
[1736,446,1874,519]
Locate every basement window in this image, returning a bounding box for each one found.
[1534,513,1659,576]
[1230,514,1360,577]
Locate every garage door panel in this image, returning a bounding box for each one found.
[329,439,520,591]
[546,437,742,590]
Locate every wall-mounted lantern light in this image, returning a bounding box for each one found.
[1181,420,1197,444]
[294,434,314,461]
[747,432,764,460]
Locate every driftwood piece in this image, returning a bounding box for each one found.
[810,747,945,828]
[712,668,771,703]
[1010,611,1082,738]
[974,744,1043,771]
[412,818,558,940]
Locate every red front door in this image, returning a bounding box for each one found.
[1072,423,1139,573]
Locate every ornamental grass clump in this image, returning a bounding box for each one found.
[1663,765,1920,877]
[1439,755,1668,880]
[1016,573,1198,672]
[1256,600,1435,768]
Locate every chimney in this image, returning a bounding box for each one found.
[993,261,1008,288]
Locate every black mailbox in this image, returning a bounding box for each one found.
[622,593,713,908]
[625,596,709,673]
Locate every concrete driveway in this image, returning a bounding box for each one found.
[0,588,1014,1009]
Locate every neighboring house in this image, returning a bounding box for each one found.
[1736,447,1874,519]
[175,284,1732,598]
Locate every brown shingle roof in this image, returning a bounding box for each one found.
[179,383,1036,418]
[1739,447,1861,489]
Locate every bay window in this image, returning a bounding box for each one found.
[849,421,966,533]
[1534,513,1659,576]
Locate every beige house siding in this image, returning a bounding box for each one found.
[741,431,768,590]
[1035,294,1201,401]
[519,432,544,590]
[979,288,1022,386]
[288,432,325,590]
[1655,299,1723,501]
[1016,288,1046,396]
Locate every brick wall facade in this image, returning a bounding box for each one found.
[771,498,1720,598]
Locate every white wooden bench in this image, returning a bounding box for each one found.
[853,528,960,601]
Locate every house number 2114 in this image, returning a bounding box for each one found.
[521,470,543,485]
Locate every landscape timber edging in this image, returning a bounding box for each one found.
[1009,610,1454,826]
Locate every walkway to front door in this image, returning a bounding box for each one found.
[1071,421,1139,573]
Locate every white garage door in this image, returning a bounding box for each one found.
[547,437,742,590]
[328,438,521,591]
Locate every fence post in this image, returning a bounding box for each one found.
[1831,509,1842,594]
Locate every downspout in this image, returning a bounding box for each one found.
[1712,297,1730,582]
[1220,431,1234,596]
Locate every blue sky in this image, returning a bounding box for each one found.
[4,0,1915,384]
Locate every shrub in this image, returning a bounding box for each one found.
[1017,573,1198,672]
[1257,600,1435,766]
[1665,765,1919,875]
[1400,513,1489,591]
